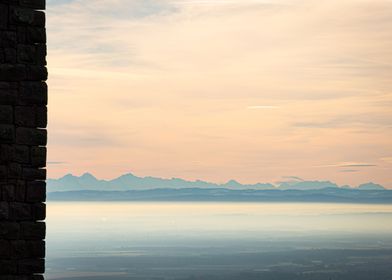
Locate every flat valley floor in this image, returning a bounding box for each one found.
[46,202,392,280]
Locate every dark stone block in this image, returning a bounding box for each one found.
[14,145,30,163]
[19,0,46,10]
[17,45,35,64]
[17,26,27,43]
[35,44,46,65]
[0,275,28,280]
[13,105,47,128]
[3,275,46,280]
[0,165,7,178]
[0,31,17,47]
[25,181,45,202]
[0,240,11,258]
[0,275,17,280]
[0,145,13,163]
[33,10,45,27]
[0,86,17,105]
[9,240,44,259]
[26,66,47,81]
[22,168,46,180]
[0,260,17,274]
[2,184,16,201]
[11,7,35,26]
[35,106,46,128]
[30,146,45,167]
[26,27,46,44]
[0,145,29,164]
[0,64,27,81]
[0,4,8,30]
[0,105,13,124]
[32,203,45,220]
[0,202,10,220]
[32,11,45,27]
[0,222,20,239]
[20,222,45,240]
[10,8,45,27]
[10,240,26,258]
[0,81,18,89]
[15,106,35,127]
[4,48,17,63]
[0,125,15,143]
[18,82,47,105]
[14,180,26,201]
[0,50,4,64]
[26,241,45,258]
[9,202,32,221]
[7,163,22,178]
[16,44,46,65]
[18,258,45,274]
[15,127,47,145]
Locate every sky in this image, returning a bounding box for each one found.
[46,0,392,187]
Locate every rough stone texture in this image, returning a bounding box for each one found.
[0,0,46,278]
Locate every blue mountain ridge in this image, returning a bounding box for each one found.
[47,172,386,192]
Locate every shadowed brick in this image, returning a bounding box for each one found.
[30,147,45,167]
[0,222,21,240]
[31,203,45,220]
[0,125,15,143]
[20,0,46,10]
[25,181,45,202]
[18,82,47,105]
[9,202,32,221]
[20,222,45,240]
[22,168,46,180]
[1,0,46,278]
[15,128,46,145]
[0,260,17,274]
[0,105,13,123]
[2,185,16,201]
[18,258,45,274]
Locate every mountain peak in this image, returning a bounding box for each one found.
[357,182,385,190]
[60,173,76,179]
[81,172,96,179]
[224,179,242,186]
[120,172,136,178]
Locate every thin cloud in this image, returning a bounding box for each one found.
[247,105,280,109]
[315,162,377,168]
[282,176,304,181]
[47,161,68,165]
[293,114,392,129]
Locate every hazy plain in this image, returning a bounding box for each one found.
[46,202,392,280]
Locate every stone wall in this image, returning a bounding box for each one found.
[0,0,47,279]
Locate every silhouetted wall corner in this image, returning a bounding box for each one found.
[0,0,47,278]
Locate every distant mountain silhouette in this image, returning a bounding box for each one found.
[47,172,386,192]
[357,182,385,190]
[47,187,392,203]
[277,180,338,190]
[47,172,274,192]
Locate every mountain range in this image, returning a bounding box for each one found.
[47,172,386,192]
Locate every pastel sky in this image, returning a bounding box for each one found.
[47,0,392,187]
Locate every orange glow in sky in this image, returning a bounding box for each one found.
[47,0,392,187]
